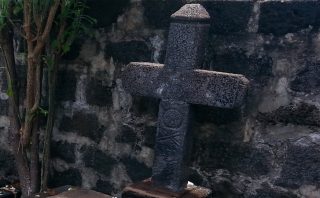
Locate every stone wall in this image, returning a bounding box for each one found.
[1,0,320,197]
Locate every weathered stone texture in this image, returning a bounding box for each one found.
[51,141,77,163]
[121,5,249,192]
[204,41,273,80]
[1,1,320,197]
[82,147,117,176]
[0,149,15,177]
[86,0,130,28]
[94,179,115,195]
[105,41,151,64]
[290,61,320,93]
[115,124,138,144]
[59,112,105,142]
[142,0,183,29]
[56,70,77,102]
[121,156,152,182]
[198,142,272,177]
[142,125,157,148]
[276,143,320,189]
[257,103,320,127]
[48,168,82,188]
[202,1,253,34]
[0,70,8,115]
[0,100,8,115]
[86,78,113,106]
[122,63,249,108]
[259,1,320,35]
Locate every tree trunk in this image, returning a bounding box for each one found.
[30,118,40,194]
[41,55,59,191]
[0,27,32,198]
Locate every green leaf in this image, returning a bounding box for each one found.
[51,39,59,50]
[6,80,14,97]
[13,4,22,15]
[38,107,49,116]
[62,44,70,54]
[43,55,54,71]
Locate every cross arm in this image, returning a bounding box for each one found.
[184,69,249,108]
[121,62,249,108]
[121,62,164,99]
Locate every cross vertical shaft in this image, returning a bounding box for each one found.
[152,5,210,192]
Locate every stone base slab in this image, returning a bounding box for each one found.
[48,188,111,198]
[34,186,111,198]
[122,179,211,198]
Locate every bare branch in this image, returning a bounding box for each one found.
[7,18,27,39]
[30,62,41,113]
[23,0,33,42]
[33,0,60,57]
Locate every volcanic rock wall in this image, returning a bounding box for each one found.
[1,0,320,197]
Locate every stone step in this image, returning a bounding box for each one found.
[122,179,212,198]
[48,189,111,198]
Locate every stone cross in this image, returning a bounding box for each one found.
[121,4,249,192]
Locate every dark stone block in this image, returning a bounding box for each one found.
[257,103,320,127]
[142,0,183,29]
[188,169,205,187]
[132,96,160,117]
[0,149,15,176]
[59,112,105,142]
[0,100,8,115]
[115,124,137,143]
[56,70,77,102]
[105,41,151,65]
[291,61,320,93]
[86,0,130,28]
[201,1,253,34]
[94,179,114,195]
[197,142,271,177]
[0,71,8,116]
[249,187,298,198]
[121,156,152,182]
[82,147,117,176]
[276,144,320,189]
[204,45,273,81]
[48,168,82,188]
[143,0,252,34]
[51,141,77,163]
[259,1,320,36]
[142,125,157,148]
[0,69,6,90]
[86,78,113,107]
[0,179,8,187]
[62,38,84,61]
[194,105,242,125]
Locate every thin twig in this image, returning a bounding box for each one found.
[7,18,27,39]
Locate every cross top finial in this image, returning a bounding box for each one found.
[171,4,210,22]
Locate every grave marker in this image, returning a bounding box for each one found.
[121,3,249,197]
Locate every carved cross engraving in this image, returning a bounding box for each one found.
[121,4,249,192]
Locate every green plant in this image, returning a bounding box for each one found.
[0,0,95,197]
